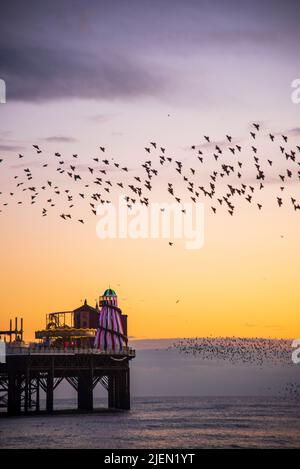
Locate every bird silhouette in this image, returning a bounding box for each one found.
[0,124,299,243]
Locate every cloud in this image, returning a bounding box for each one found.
[0,144,25,152]
[130,348,300,397]
[289,128,300,136]
[0,0,300,109]
[0,46,165,102]
[88,114,113,124]
[42,136,77,143]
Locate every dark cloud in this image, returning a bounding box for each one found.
[42,136,77,143]
[10,161,41,169]
[183,138,240,152]
[72,163,133,173]
[289,128,300,136]
[0,0,299,103]
[0,47,164,102]
[88,114,113,124]
[264,324,285,330]
[0,144,25,152]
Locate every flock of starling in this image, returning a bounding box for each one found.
[0,124,300,242]
[172,337,294,366]
[280,382,300,401]
[172,337,300,400]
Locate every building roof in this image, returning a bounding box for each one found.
[73,301,98,313]
[103,288,117,297]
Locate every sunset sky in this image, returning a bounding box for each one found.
[0,0,300,341]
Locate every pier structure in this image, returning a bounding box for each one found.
[0,317,24,343]
[0,288,135,415]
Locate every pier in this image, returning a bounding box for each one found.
[0,288,136,415]
[0,346,135,415]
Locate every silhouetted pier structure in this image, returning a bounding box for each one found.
[0,317,23,343]
[0,289,136,415]
[0,345,135,415]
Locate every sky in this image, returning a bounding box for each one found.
[53,339,299,398]
[0,0,300,346]
[128,339,299,397]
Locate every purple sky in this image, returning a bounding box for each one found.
[1,0,300,396]
[0,1,299,181]
[0,1,299,103]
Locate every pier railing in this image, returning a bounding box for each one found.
[4,346,135,357]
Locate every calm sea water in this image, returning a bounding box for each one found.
[0,396,299,449]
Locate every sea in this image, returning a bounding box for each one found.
[0,396,299,449]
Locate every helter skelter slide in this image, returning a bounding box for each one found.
[94,289,128,353]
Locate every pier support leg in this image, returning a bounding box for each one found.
[78,370,93,411]
[28,378,32,409]
[108,375,116,409]
[8,372,17,415]
[115,373,121,409]
[108,370,130,410]
[36,376,40,412]
[123,368,130,410]
[7,371,22,415]
[46,359,54,413]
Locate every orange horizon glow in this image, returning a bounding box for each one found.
[1,182,299,343]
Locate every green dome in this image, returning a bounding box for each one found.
[103,288,117,297]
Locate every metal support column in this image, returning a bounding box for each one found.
[46,358,54,413]
[78,364,93,411]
